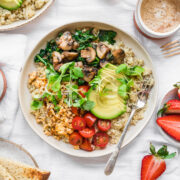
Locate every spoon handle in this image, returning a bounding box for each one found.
[104,108,136,175]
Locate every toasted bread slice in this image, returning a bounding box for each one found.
[0,164,15,180]
[0,157,50,180]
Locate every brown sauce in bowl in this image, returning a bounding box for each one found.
[141,0,180,33]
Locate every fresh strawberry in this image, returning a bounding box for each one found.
[174,82,180,99]
[157,99,180,116]
[157,115,180,141]
[141,144,176,180]
[165,99,180,114]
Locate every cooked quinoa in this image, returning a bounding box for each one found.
[28,38,154,146]
[0,0,49,25]
[28,63,75,143]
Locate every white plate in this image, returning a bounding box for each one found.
[19,21,158,157]
[0,138,38,167]
[157,88,180,148]
[0,0,54,32]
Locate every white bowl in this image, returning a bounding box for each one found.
[19,21,158,157]
[134,0,180,39]
[157,88,180,148]
[0,0,54,31]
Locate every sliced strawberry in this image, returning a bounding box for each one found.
[165,99,180,114]
[141,144,176,180]
[141,155,166,180]
[157,115,180,141]
[174,82,180,99]
[80,139,93,151]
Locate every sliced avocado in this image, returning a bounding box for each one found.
[88,63,126,119]
[0,0,23,11]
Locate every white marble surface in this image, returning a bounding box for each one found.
[0,0,180,179]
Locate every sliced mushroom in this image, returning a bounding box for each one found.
[81,47,96,63]
[82,66,97,82]
[75,61,83,68]
[52,51,63,64]
[96,43,110,59]
[56,31,74,51]
[72,41,79,50]
[112,49,125,64]
[100,59,108,68]
[61,51,78,61]
[54,64,63,72]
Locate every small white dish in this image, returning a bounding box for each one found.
[19,21,158,157]
[0,0,54,32]
[0,138,38,167]
[134,0,180,39]
[157,88,180,148]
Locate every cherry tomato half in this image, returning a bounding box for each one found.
[93,132,109,148]
[84,113,97,128]
[69,132,83,146]
[79,128,95,138]
[78,85,90,98]
[97,120,111,132]
[72,117,86,131]
[80,139,93,151]
[71,107,79,116]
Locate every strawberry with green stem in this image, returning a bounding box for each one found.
[174,82,180,99]
[158,99,180,116]
[141,143,176,180]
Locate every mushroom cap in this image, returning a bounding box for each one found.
[81,47,96,63]
[96,43,110,59]
[56,31,74,51]
[62,51,78,61]
[52,51,63,64]
[82,66,97,82]
[112,49,125,64]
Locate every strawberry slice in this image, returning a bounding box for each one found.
[157,115,180,141]
[174,82,180,99]
[141,144,176,180]
[158,99,180,116]
[165,99,180,114]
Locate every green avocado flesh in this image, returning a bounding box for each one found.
[0,0,22,10]
[88,63,126,119]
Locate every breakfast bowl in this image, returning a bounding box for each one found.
[134,0,180,39]
[0,0,54,31]
[157,87,180,148]
[19,21,158,157]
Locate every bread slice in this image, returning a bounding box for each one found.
[0,164,15,180]
[0,157,50,180]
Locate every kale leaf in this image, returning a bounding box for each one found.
[73,29,97,50]
[98,30,117,45]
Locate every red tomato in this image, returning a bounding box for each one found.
[97,120,111,132]
[71,107,79,116]
[69,132,83,146]
[93,132,109,148]
[84,113,97,128]
[80,139,93,151]
[78,85,90,98]
[72,117,86,131]
[79,128,95,138]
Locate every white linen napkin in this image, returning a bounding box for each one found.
[0,34,27,138]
